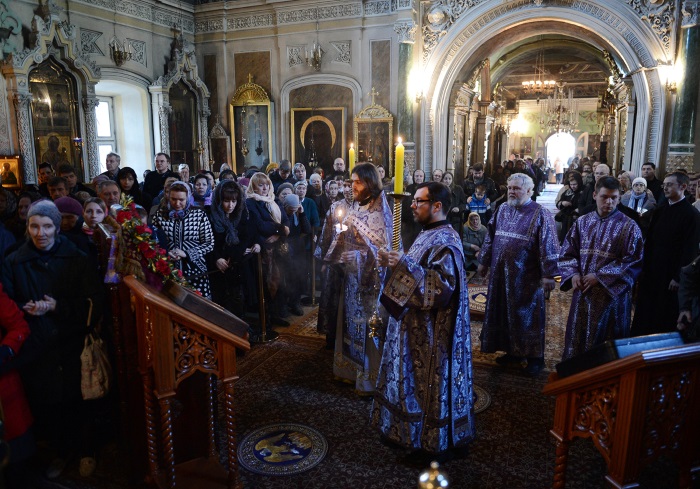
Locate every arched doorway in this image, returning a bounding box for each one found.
[421,1,670,177]
[545,132,576,170]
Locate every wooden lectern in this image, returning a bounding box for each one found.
[124,276,250,489]
[542,343,700,488]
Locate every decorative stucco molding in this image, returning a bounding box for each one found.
[73,0,195,33]
[682,0,700,28]
[288,46,306,67]
[394,21,417,44]
[330,41,351,64]
[128,39,147,66]
[80,29,104,56]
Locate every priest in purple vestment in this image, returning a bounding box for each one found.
[558,176,644,360]
[478,173,559,376]
[372,182,474,458]
[333,163,393,394]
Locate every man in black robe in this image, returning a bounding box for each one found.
[632,171,700,336]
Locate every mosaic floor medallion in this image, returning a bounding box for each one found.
[473,384,491,414]
[468,285,488,319]
[238,423,328,476]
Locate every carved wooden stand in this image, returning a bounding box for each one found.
[125,276,250,489]
[543,344,700,488]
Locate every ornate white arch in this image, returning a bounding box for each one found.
[280,74,362,160]
[421,1,671,175]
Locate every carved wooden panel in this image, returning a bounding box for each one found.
[641,370,694,462]
[572,383,619,463]
[173,323,218,383]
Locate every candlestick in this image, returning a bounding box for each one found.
[349,144,355,173]
[394,138,404,195]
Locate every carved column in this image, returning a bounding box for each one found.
[158,104,172,156]
[474,60,492,167]
[12,92,37,184]
[199,105,211,171]
[83,93,100,180]
[395,20,416,179]
[668,0,700,172]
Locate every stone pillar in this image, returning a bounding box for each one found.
[395,20,416,176]
[83,91,100,180]
[473,60,491,166]
[668,0,700,172]
[199,104,211,171]
[12,92,37,184]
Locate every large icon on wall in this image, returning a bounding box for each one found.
[291,107,346,173]
[352,92,393,176]
[229,75,274,174]
[29,58,80,176]
[0,155,22,190]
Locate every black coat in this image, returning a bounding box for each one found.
[1,235,102,404]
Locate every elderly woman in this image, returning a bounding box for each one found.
[463,211,487,271]
[177,163,191,183]
[207,180,260,316]
[152,182,214,297]
[1,200,102,478]
[246,172,290,325]
[621,177,656,214]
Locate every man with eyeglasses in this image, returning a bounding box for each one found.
[477,173,559,376]
[372,181,474,462]
[632,171,700,336]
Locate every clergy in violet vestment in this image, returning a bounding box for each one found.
[333,163,393,394]
[478,173,559,376]
[372,182,475,456]
[558,176,644,361]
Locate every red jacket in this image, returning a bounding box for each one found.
[0,283,32,441]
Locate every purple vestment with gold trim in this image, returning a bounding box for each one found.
[558,209,643,360]
[479,200,559,358]
[371,222,474,453]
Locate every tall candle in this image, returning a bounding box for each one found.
[394,138,404,194]
[349,144,355,173]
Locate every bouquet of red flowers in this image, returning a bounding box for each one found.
[116,199,189,289]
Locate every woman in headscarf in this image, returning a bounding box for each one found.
[192,173,213,209]
[117,167,152,209]
[617,171,635,194]
[207,180,260,316]
[462,211,487,271]
[152,181,214,297]
[442,171,468,236]
[246,172,290,326]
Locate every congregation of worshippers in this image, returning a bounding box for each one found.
[0,151,699,483]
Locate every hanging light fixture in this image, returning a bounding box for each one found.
[522,44,556,102]
[540,81,579,134]
[305,13,323,71]
[109,4,133,66]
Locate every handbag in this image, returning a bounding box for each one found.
[80,299,111,400]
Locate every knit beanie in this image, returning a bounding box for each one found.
[54,196,84,216]
[632,177,647,188]
[283,193,300,208]
[27,199,62,229]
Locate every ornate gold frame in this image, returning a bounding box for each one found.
[229,75,273,172]
[353,94,394,176]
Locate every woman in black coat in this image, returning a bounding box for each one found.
[1,200,102,470]
[442,172,468,236]
[245,172,290,327]
[555,170,583,243]
[207,180,260,317]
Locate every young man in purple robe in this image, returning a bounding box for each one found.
[558,176,644,360]
[478,173,559,376]
[372,181,474,459]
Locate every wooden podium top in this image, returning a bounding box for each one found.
[542,342,700,396]
[124,275,250,353]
